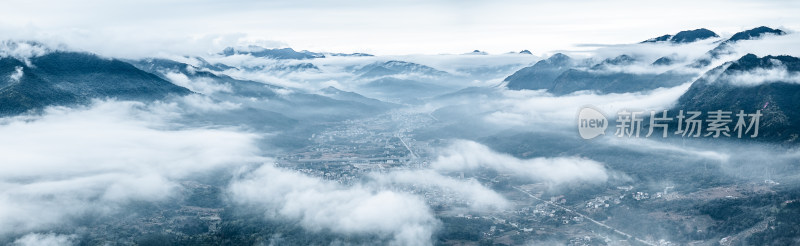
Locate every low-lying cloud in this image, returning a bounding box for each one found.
[0,100,263,236]
[479,83,693,128]
[228,164,440,246]
[431,140,610,185]
[0,98,515,245]
[8,66,23,82]
[11,233,76,246]
[370,169,510,211]
[722,66,800,86]
[165,71,233,94]
[0,41,51,63]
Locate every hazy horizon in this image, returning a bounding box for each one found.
[2,0,799,57]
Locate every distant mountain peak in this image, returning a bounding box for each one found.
[546,53,571,63]
[652,56,675,66]
[519,50,532,55]
[327,52,373,57]
[356,60,447,78]
[699,26,788,62]
[503,53,574,90]
[643,34,673,43]
[642,28,719,44]
[606,54,635,64]
[220,46,325,59]
[465,50,488,55]
[320,86,349,95]
[690,53,800,87]
[671,28,719,43]
[591,54,636,69]
[726,53,800,73]
[322,85,340,90]
[380,60,441,72]
[726,26,786,43]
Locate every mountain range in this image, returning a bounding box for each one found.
[0,50,191,116]
[1,26,798,144]
[641,28,719,44]
[673,53,800,143]
[221,46,325,59]
[505,26,790,95]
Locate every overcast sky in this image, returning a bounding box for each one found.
[1,0,798,57]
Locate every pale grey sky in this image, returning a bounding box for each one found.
[0,0,798,57]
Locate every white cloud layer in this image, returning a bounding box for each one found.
[370,169,510,211]
[722,67,800,86]
[0,41,50,61]
[479,83,693,128]
[228,164,439,246]
[12,233,76,246]
[0,98,517,244]
[164,71,233,94]
[8,66,23,82]
[431,140,610,185]
[0,100,263,235]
